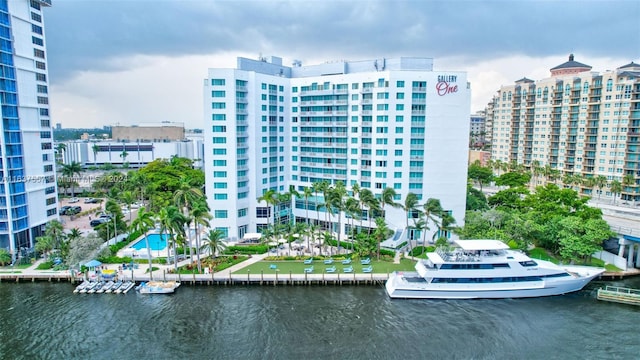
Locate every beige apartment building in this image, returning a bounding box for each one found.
[487,55,640,201]
[112,122,185,142]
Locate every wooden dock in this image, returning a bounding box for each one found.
[597,286,640,306]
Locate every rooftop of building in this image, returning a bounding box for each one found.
[234,56,439,78]
[619,61,639,69]
[550,54,592,71]
[112,122,184,128]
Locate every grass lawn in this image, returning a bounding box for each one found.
[528,248,560,264]
[234,258,417,275]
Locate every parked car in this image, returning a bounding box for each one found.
[59,206,71,215]
[84,198,99,204]
[66,206,82,215]
[68,197,79,203]
[98,213,113,219]
[90,218,110,227]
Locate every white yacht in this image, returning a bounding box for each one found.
[386,239,605,299]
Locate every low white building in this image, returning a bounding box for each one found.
[60,136,204,169]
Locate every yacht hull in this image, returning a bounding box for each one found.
[385,268,604,299]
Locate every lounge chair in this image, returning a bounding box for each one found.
[362,265,373,273]
[304,266,314,273]
[341,259,352,265]
[269,264,277,270]
[360,258,371,265]
[325,266,337,273]
[343,266,354,273]
[303,258,313,265]
[323,259,334,265]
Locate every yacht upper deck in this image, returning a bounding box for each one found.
[426,239,529,264]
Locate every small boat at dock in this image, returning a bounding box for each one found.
[137,281,180,294]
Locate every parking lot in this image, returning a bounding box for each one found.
[58,197,105,234]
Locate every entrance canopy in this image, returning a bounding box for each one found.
[85,259,102,268]
[243,233,262,241]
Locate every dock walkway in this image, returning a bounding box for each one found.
[597,285,640,306]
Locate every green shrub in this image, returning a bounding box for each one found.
[224,245,268,254]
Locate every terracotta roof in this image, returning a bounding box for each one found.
[550,54,592,71]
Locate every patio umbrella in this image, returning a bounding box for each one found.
[85,259,102,268]
[278,238,287,244]
[267,241,278,247]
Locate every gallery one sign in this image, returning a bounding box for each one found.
[436,75,458,96]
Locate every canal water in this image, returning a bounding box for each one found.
[0,277,638,360]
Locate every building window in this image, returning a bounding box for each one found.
[211,102,226,109]
[214,210,228,218]
[35,61,46,70]
[31,24,43,35]
[39,108,49,116]
[211,90,225,97]
[30,1,41,10]
[238,208,248,217]
[34,49,45,59]
[211,79,225,85]
[37,85,47,94]
[31,12,42,22]
[213,182,227,189]
[37,96,48,104]
[36,73,46,81]
[32,36,43,46]
[256,207,271,218]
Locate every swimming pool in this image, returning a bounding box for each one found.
[131,233,169,251]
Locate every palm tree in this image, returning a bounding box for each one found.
[345,197,361,251]
[423,198,444,243]
[61,161,83,197]
[35,235,54,260]
[257,189,277,229]
[173,177,203,263]
[380,187,400,219]
[594,175,608,200]
[302,186,313,225]
[91,143,100,165]
[130,206,155,278]
[190,201,212,273]
[360,189,378,235]
[330,181,348,252]
[402,192,419,250]
[0,248,11,266]
[622,174,635,202]
[583,177,596,197]
[412,216,429,255]
[610,180,623,205]
[159,205,187,272]
[45,220,65,252]
[311,181,323,226]
[67,228,82,243]
[201,229,226,258]
[120,149,129,163]
[120,190,136,222]
[374,217,390,260]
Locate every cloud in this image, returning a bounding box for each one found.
[45,0,639,83]
[42,1,639,127]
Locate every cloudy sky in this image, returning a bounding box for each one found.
[43,0,639,129]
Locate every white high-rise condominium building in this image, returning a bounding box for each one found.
[204,56,470,242]
[489,55,640,201]
[0,0,57,260]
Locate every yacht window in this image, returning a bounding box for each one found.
[519,260,538,267]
